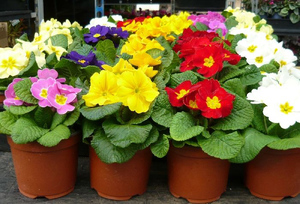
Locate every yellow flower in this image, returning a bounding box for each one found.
[102,59,135,74]
[121,37,146,56]
[138,65,158,78]
[117,70,159,113]
[82,71,119,107]
[44,39,67,60]
[145,39,165,51]
[123,20,142,33]
[129,52,162,67]
[0,49,28,79]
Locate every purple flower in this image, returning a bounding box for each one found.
[3,78,24,107]
[63,51,106,69]
[93,59,105,69]
[107,27,129,39]
[84,25,109,43]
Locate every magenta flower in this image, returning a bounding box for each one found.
[31,78,56,108]
[3,78,24,107]
[38,68,66,83]
[47,82,81,114]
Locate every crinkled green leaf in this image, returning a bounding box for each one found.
[82,119,99,144]
[81,65,101,79]
[195,22,208,31]
[198,131,244,159]
[34,107,55,128]
[11,117,49,144]
[170,112,204,141]
[212,94,253,130]
[50,112,67,130]
[268,137,300,150]
[95,40,116,66]
[50,34,68,49]
[138,126,159,150]
[219,66,245,84]
[63,106,80,126]
[6,105,37,115]
[37,124,71,147]
[240,65,263,86]
[54,58,82,79]
[102,118,152,148]
[230,128,279,163]
[80,103,122,120]
[116,105,153,125]
[151,134,169,158]
[251,104,267,134]
[223,78,245,98]
[151,91,176,128]
[91,128,139,163]
[46,53,58,67]
[14,79,38,104]
[225,16,238,31]
[170,71,199,88]
[153,70,170,91]
[0,111,18,135]
[75,44,93,55]
[259,63,278,73]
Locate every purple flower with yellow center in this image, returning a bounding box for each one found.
[47,82,81,114]
[84,25,109,43]
[3,78,24,107]
[107,27,129,39]
[31,78,56,108]
[63,51,106,69]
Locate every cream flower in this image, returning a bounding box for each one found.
[85,16,116,29]
[44,39,67,60]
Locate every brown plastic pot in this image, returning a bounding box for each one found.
[89,147,152,200]
[168,145,230,203]
[245,147,300,201]
[7,133,80,199]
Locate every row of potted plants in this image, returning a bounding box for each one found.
[0,7,299,203]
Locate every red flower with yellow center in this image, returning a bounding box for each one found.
[165,80,192,107]
[195,79,235,118]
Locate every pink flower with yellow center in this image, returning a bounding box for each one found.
[3,78,24,107]
[31,78,56,107]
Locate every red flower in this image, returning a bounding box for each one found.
[192,45,224,78]
[183,82,202,110]
[117,19,133,28]
[165,81,192,107]
[195,79,235,119]
[222,49,241,65]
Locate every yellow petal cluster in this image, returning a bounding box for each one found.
[83,61,159,113]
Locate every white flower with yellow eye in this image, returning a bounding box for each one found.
[274,47,297,69]
[0,49,28,79]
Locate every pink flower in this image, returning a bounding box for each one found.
[38,68,66,83]
[30,78,56,108]
[3,78,24,107]
[47,82,81,114]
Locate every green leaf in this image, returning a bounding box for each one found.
[251,104,267,134]
[218,66,245,83]
[151,134,169,158]
[230,128,279,163]
[34,107,55,128]
[153,69,170,91]
[102,118,152,148]
[63,106,80,126]
[230,34,245,50]
[0,111,18,135]
[223,78,245,98]
[225,16,238,31]
[54,58,82,79]
[91,128,139,163]
[11,117,49,144]
[14,79,38,104]
[117,105,153,125]
[151,91,176,128]
[290,13,300,23]
[75,44,93,55]
[172,140,185,148]
[147,48,163,59]
[195,22,208,31]
[212,94,254,130]
[170,112,204,141]
[259,63,278,73]
[170,71,199,88]
[95,40,116,65]
[80,103,122,120]
[160,48,174,69]
[50,34,68,49]
[37,124,71,147]
[81,65,101,79]
[240,65,263,85]
[198,131,244,159]
[268,137,300,150]
[6,105,37,115]
[82,119,99,144]
[50,113,67,130]
[46,53,58,67]
[18,52,39,77]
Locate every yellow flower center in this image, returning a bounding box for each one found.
[34,35,42,42]
[40,89,48,98]
[14,96,20,100]
[93,33,101,38]
[189,100,198,109]
[248,45,257,53]
[206,96,221,109]
[280,60,287,67]
[280,102,293,114]
[255,56,263,64]
[176,89,189,99]
[203,56,215,68]
[78,59,86,64]
[55,94,67,105]
[274,48,278,54]
[2,57,16,69]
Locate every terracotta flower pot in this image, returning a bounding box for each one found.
[7,133,80,199]
[168,145,230,203]
[245,147,300,201]
[89,147,152,200]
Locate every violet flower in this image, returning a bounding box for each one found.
[84,25,109,43]
[63,51,105,69]
[107,27,129,39]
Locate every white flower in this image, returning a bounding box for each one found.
[274,47,297,69]
[85,16,116,29]
[111,15,123,22]
[0,49,28,79]
[245,46,273,67]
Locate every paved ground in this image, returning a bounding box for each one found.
[0,150,299,204]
